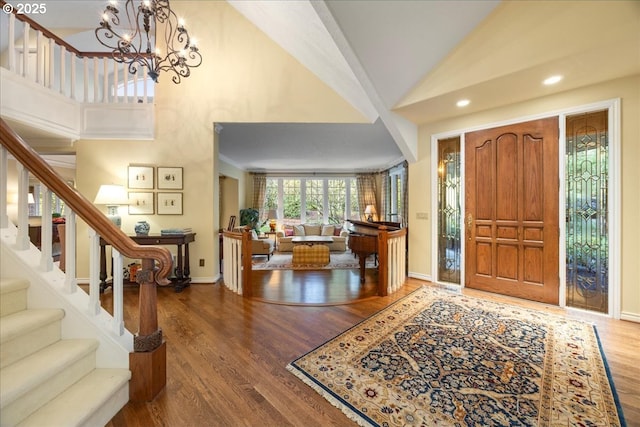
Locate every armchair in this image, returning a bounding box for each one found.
[250,231,275,260]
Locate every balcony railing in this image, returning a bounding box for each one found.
[1,2,153,104]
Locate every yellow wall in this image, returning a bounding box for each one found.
[73,1,365,282]
[408,74,640,319]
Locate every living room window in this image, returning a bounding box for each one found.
[264,177,358,226]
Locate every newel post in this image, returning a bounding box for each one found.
[378,226,389,296]
[129,258,166,401]
[241,227,253,298]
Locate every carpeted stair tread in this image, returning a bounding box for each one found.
[16,368,131,427]
[0,339,98,407]
[0,277,30,294]
[0,308,64,343]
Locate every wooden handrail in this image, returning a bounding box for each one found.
[0,118,172,284]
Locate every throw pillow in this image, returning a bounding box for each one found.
[333,225,343,236]
[304,224,322,235]
[321,225,335,236]
[285,228,294,237]
[294,225,305,236]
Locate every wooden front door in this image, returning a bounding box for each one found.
[465,117,559,304]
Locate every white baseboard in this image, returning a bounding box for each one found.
[620,311,640,323]
[408,272,432,282]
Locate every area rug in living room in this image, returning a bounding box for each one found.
[287,286,625,427]
[253,251,375,270]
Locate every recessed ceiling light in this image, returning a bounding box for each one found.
[543,75,563,85]
[456,99,470,107]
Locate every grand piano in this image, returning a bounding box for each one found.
[347,219,401,283]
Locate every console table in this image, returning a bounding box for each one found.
[100,232,196,293]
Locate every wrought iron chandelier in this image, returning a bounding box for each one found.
[95,0,202,84]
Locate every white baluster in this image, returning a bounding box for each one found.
[142,66,148,103]
[40,186,53,271]
[64,211,77,293]
[16,164,29,250]
[8,14,15,73]
[70,54,76,100]
[113,61,119,104]
[48,38,54,88]
[0,147,7,228]
[103,58,108,103]
[123,65,129,104]
[93,57,99,102]
[111,248,125,335]
[83,57,89,102]
[22,22,29,79]
[36,30,43,85]
[59,46,66,95]
[88,229,101,315]
[132,67,138,103]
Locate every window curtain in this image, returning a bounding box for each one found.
[356,174,378,221]
[252,174,267,218]
[401,161,409,227]
[379,170,390,222]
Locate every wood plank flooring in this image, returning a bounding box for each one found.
[104,273,640,427]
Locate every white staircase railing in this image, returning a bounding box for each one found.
[1,5,153,104]
[0,145,129,340]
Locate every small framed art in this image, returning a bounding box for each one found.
[128,192,154,215]
[128,165,154,189]
[157,167,183,189]
[157,192,183,215]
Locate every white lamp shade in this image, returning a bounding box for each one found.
[94,184,128,205]
[27,193,35,204]
[364,205,376,215]
[267,209,278,219]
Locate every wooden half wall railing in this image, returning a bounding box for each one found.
[0,118,172,401]
[221,225,408,298]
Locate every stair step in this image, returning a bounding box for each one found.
[0,278,30,317]
[17,368,131,427]
[0,339,99,426]
[0,308,64,368]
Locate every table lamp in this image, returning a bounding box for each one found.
[364,205,376,222]
[94,184,128,228]
[267,209,278,232]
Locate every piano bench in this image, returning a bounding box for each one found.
[292,244,330,265]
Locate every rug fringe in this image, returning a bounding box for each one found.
[286,364,374,427]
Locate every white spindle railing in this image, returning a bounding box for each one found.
[223,234,243,295]
[0,146,127,337]
[2,13,154,104]
[385,233,406,295]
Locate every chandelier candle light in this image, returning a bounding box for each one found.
[95,0,202,84]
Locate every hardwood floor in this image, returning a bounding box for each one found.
[104,274,640,427]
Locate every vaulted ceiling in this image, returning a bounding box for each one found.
[4,0,639,172]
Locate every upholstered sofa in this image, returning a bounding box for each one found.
[276,223,348,252]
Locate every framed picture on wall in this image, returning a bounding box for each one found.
[128,192,154,215]
[157,192,183,215]
[157,167,183,189]
[128,165,154,189]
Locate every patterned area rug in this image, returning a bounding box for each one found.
[253,251,375,270]
[287,286,625,426]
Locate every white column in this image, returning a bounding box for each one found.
[103,58,109,103]
[70,54,76,100]
[48,38,55,88]
[83,57,89,102]
[93,57,99,102]
[36,30,43,85]
[113,61,119,104]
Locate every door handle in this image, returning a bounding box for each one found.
[466,213,473,240]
